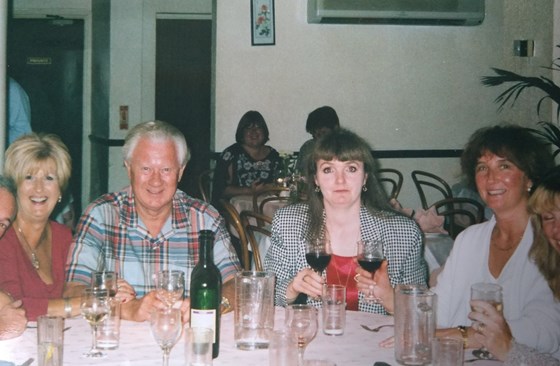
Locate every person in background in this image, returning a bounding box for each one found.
[0,134,82,321]
[264,128,427,314]
[295,106,340,173]
[466,166,560,365]
[372,125,560,359]
[7,77,32,144]
[212,110,281,204]
[65,121,240,322]
[0,175,27,340]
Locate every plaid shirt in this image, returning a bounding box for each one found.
[65,186,240,297]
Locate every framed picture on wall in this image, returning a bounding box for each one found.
[251,0,275,46]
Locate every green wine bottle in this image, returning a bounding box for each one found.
[189,230,222,358]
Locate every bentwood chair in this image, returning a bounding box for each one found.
[411,170,453,210]
[218,199,250,270]
[240,210,273,271]
[431,197,485,239]
[252,187,290,216]
[378,168,404,200]
[197,169,214,203]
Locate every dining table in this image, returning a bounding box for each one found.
[0,307,500,365]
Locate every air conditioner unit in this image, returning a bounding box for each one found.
[308,0,485,26]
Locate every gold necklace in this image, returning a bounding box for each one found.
[15,222,48,270]
[331,254,353,289]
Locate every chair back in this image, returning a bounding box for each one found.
[240,210,273,271]
[378,168,404,200]
[197,169,214,203]
[218,199,250,270]
[411,170,453,210]
[252,187,290,215]
[431,197,485,239]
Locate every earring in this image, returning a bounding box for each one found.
[527,186,532,193]
[315,185,321,193]
[58,196,62,203]
[362,185,367,192]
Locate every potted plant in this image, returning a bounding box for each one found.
[481,46,560,158]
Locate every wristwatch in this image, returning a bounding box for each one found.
[221,296,232,312]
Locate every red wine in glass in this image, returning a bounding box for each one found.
[357,258,383,274]
[357,240,384,303]
[305,252,331,273]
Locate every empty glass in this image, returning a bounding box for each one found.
[154,270,185,309]
[285,304,318,366]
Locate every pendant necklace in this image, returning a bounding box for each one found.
[15,222,47,270]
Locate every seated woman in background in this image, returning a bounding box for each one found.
[0,133,76,321]
[372,125,560,359]
[466,165,560,365]
[212,110,282,204]
[295,106,340,173]
[264,128,427,314]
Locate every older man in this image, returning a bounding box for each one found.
[0,175,27,340]
[65,121,240,321]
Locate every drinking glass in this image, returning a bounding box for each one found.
[91,271,118,297]
[356,239,384,303]
[150,308,182,366]
[305,239,331,275]
[80,288,110,358]
[470,282,503,360]
[154,270,185,309]
[285,304,318,366]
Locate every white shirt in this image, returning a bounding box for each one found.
[433,216,560,358]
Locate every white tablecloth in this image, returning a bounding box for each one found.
[0,307,500,365]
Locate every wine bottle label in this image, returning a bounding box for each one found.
[190,308,217,342]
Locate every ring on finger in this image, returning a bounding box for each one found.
[354,274,361,283]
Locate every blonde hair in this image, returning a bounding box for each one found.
[528,169,560,301]
[4,133,72,192]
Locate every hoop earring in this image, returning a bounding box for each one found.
[362,185,367,192]
[315,185,321,193]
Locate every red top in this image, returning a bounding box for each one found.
[326,254,359,310]
[0,221,72,321]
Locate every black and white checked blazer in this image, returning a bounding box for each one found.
[264,203,428,314]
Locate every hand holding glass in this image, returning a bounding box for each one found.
[357,239,384,303]
[154,270,185,309]
[470,282,503,360]
[150,308,182,366]
[80,288,110,358]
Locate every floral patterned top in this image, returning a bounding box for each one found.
[212,143,281,203]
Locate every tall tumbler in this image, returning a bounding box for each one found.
[394,284,437,366]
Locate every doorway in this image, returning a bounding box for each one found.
[7,18,84,218]
[155,18,212,198]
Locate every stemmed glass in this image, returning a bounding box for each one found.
[80,287,110,358]
[150,308,182,366]
[285,304,318,366]
[154,270,185,309]
[470,282,503,360]
[305,239,331,301]
[356,239,384,303]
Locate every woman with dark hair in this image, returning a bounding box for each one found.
[212,110,282,202]
[264,128,427,314]
[374,124,559,360]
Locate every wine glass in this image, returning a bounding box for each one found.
[470,282,502,360]
[80,287,110,358]
[285,304,318,366]
[154,270,185,308]
[356,239,384,303]
[305,238,331,275]
[150,308,182,366]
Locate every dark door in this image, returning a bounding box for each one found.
[155,19,212,198]
[7,18,84,217]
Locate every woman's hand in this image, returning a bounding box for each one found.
[286,268,324,301]
[468,299,513,361]
[115,279,136,304]
[355,261,394,313]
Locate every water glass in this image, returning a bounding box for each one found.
[37,315,64,366]
[184,327,213,366]
[91,271,118,297]
[269,329,298,366]
[321,284,346,336]
[431,337,463,366]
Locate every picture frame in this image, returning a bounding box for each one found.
[251,0,275,46]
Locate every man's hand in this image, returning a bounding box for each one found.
[121,291,167,322]
[0,299,27,340]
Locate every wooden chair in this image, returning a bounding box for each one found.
[197,169,214,203]
[218,199,250,270]
[252,187,290,215]
[240,210,273,271]
[411,170,453,210]
[378,168,404,200]
[431,197,485,239]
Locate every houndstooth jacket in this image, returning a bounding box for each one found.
[264,203,428,314]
